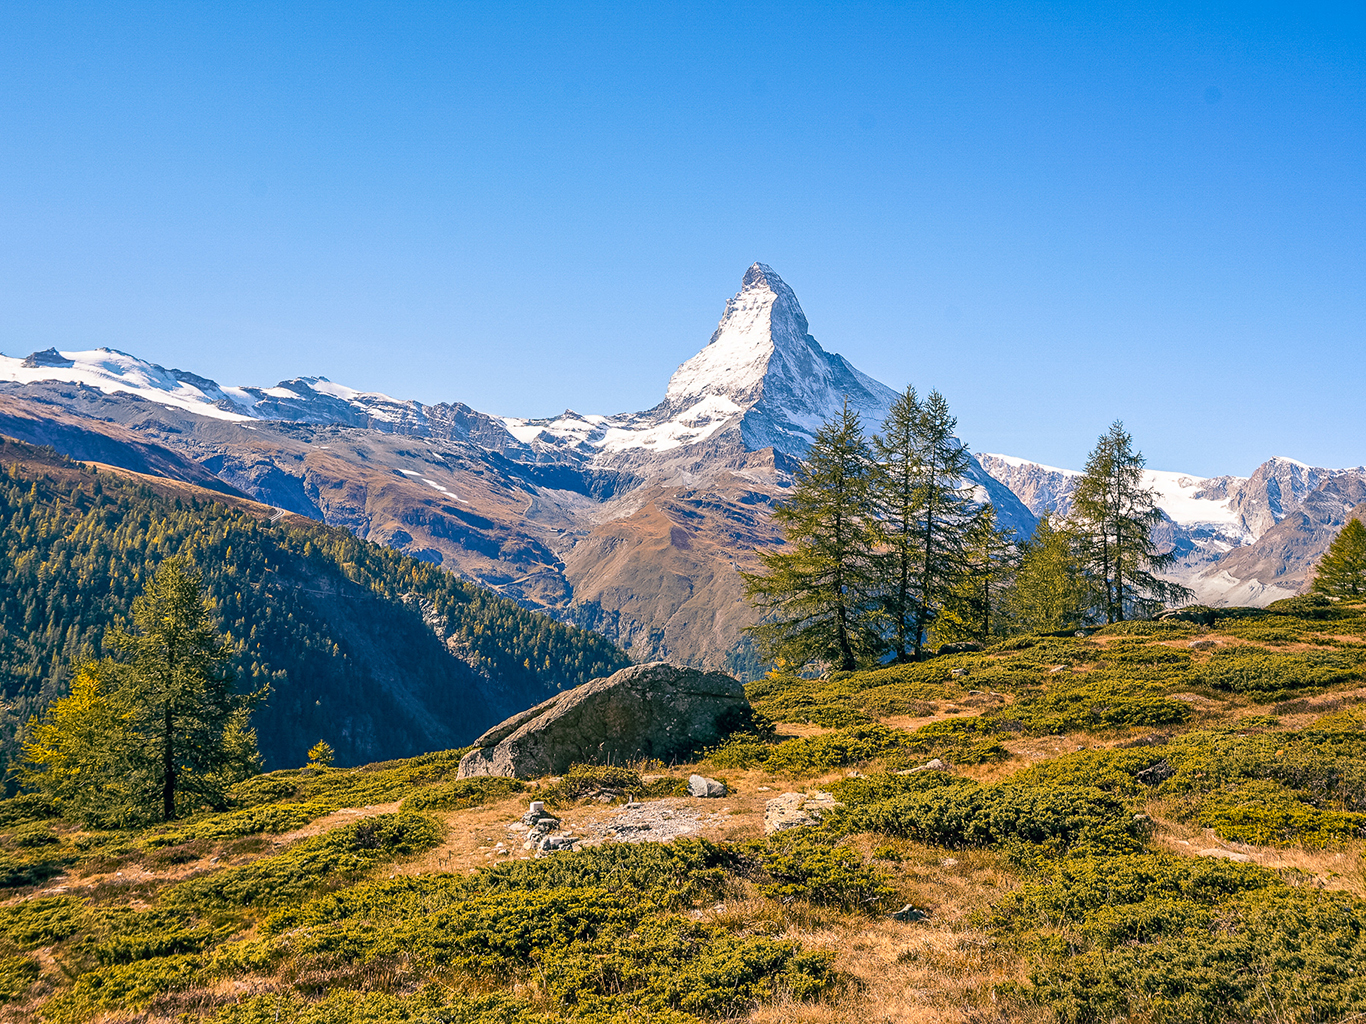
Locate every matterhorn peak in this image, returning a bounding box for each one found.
[663,262,842,412]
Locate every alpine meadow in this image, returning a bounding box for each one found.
[0,5,1363,1022]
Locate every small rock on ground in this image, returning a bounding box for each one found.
[688,774,727,798]
[764,791,841,835]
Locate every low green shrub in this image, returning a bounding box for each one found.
[837,783,1145,855]
[1190,647,1366,694]
[143,800,336,847]
[0,794,57,829]
[168,811,445,909]
[0,954,39,1003]
[401,777,525,813]
[749,830,894,913]
[1007,748,1170,796]
[1195,780,1366,847]
[205,990,562,1024]
[999,854,1366,1024]
[0,895,89,950]
[91,906,231,964]
[41,953,200,1024]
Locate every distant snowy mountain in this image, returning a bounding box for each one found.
[4,260,1362,654]
[977,452,1366,606]
[499,264,1035,533]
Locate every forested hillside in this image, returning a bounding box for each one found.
[0,438,629,772]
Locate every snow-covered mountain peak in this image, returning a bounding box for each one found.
[664,262,811,407]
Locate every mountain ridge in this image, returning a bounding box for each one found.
[2,262,1359,664]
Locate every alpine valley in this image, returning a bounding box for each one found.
[2,263,1362,678]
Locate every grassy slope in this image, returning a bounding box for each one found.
[3,599,1366,1022]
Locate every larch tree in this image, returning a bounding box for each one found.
[1070,421,1189,622]
[743,402,882,672]
[935,504,1019,644]
[1311,517,1366,599]
[896,387,983,660]
[1003,512,1093,633]
[869,385,925,662]
[22,557,262,823]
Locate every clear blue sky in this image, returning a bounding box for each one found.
[0,2,1361,476]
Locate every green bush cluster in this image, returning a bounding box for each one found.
[143,800,336,847]
[0,954,40,1003]
[996,853,1366,1023]
[169,811,445,909]
[1194,780,1366,847]
[224,840,830,1021]
[401,776,525,813]
[746,829,894,913]
[834,780,1146,856]
[1190,646,1366,694]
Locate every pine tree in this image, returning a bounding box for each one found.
[934,505,1019,644]
[1070,422,1189,622]
[307,739,336,769]
[869,386,924,662]
[22,557,262,823]
[742,402,881,671]
[1311,517,1366,599]
[1003,513,1093,633]
[869,389,977,660]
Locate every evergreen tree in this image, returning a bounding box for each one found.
[307,739,336,769]
[1003,513,1093,633]
[934,505,1019,644]
[16,661,143,827]
[22,558,262,823]
[869,389,977,660]
[869,386,925,661]
[1311,518,1366,599]
[743,403,881,671]
[1070,422,1189,622]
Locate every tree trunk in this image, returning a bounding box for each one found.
[162,702,176,821]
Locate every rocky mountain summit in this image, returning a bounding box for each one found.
[1,263,1360,670]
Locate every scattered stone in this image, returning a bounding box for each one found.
[910,758,947,773]
[950,668,968,678]
[458,662,751,778]
[891,904,928,923]
[941,858,958,867]
[1188,639,1217,651]
[1135,759,1174,785]
[688,774,727,798]
[764,791,841,835]
[1198,848,1251,862]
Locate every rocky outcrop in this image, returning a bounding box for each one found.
[764,791,841,834]
[457,662,749,779]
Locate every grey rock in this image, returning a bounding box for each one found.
[21,348,74,369]
[938,642,983,656]
[688,774,727,798]
[764,791,840,835]
[909,758,947,773]
[891,904,927,923]
[1134,759,1173,786]
[458,662,749,779]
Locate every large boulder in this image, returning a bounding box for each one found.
[457,662,750,779]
